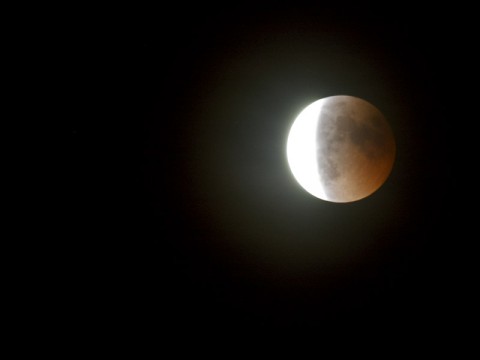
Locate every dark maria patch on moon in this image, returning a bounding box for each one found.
[348,115,387,160]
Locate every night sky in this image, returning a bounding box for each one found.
[95,3,456,335]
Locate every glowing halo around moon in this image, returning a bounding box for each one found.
[287,95,396,203]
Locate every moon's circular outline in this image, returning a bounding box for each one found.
[286,96,395,202]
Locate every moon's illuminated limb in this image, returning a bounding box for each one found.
[287,96,396,203]
[287,99,327,199]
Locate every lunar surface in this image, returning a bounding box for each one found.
[287,95,396,202]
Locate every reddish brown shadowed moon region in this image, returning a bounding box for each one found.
[287,95,396,203]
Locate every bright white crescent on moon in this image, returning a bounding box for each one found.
[287,95,396,203]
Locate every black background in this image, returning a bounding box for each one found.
[68,2,458,338]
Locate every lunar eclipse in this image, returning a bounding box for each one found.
[287,96,395,202]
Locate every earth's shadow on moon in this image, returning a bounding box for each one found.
[315,96,396,202]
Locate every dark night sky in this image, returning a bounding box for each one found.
[66,2,457,337]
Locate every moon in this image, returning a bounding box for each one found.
[287,95,396,203]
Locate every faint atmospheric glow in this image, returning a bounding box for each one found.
[287,99,326,199]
